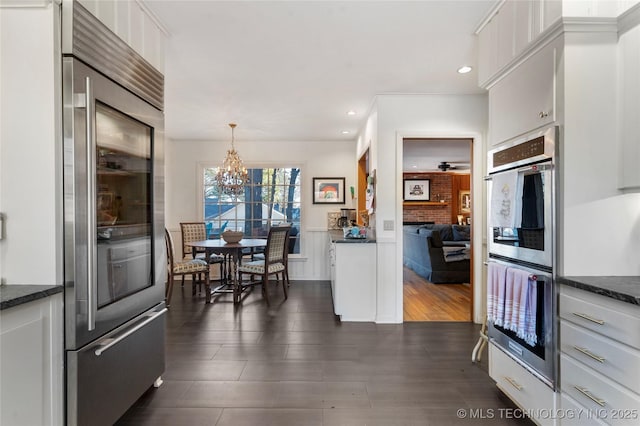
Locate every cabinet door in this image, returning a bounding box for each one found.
[496,1,516,70]
[489,42,556,145]
[618,24,640,189]
[478,14,498,87]
[514,0,533,55]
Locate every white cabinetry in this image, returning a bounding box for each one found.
[76,0,165,72]
[477,0,562,88]
[329,240,376,322]
[559,285,640,425]
[489,40,557,145]
[0,294,64,426]
[618,18,640,190]
[489,343,557,426]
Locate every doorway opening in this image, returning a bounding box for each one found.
[402,138,473,322]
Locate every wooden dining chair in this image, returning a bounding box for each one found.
[237,225,291,305]
[165,228,210,307]
[180,222,226,284]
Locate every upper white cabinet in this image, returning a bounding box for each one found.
[477,0,562,88]
[618,17,640,190]
[76,0,165,73]
[489,40,557,145]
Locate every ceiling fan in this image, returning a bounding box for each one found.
[437,161,470,171]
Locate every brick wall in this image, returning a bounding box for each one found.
[402,172,455,224]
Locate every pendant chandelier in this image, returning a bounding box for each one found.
[214,123,250,197]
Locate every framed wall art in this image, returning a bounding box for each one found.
[313,177,345,204]
[403,179,430,201]
[459,190,471,213]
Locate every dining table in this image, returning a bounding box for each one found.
[185,238,267,303]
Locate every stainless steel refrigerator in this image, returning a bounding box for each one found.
[62,3,166,425]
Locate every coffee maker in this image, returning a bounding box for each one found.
[337,208,356,227]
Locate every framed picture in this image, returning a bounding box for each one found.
[403,179,430,201]
[459,190,471,213]
[313,177,345,204]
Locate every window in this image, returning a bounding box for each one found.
[203,167,301,254]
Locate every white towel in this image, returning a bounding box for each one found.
[490,170,519,228]
[505,267,537,346]
[486,262,507,326]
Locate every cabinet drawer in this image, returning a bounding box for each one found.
[559,393,607,426]
[561,354,640,426]
[561,321,640,394]
[490,343,556,426]
[559,287,640,349]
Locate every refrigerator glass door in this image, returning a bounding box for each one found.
[64,58,165,350]
[95,103,153,308]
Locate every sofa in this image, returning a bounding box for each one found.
[403,223,471,284]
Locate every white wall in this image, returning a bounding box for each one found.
[362,94,488,323]
[559,31,640,275]
[165,138,357,280]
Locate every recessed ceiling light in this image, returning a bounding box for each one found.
[341,130,350,134]
[412,165,417,168]
[457,66,472,74]
[347,110,356,116]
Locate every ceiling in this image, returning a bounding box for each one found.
[145,0,494,144]
[403,139,471,173]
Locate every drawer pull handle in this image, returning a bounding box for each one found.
[505,376,523,391]
[574,386,606,407]
[573,312,605,325]
[574,346,605,363]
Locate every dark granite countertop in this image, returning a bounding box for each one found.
[558,276,640,306]
[0,285,63,311]
[328,230,376,244]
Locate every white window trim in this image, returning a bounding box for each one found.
[196,161,305,258]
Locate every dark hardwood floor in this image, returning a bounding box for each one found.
[403,266,472,322]
[116,280,532,426]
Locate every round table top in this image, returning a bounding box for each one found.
[185,238,267,249]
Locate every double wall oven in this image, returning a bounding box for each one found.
[62,2,166,425]
[486,125,558,389]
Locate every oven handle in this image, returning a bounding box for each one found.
[484,260,549,280]
[485,163,553,181]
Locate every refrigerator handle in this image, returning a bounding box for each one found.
[85,76,97,332]
[94,308,167,356]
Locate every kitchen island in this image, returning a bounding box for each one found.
[328,230,376,322]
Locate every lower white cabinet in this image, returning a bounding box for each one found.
[329,241,376,322]
[489,343,558,426]
[559,285,640,426]
[0,293,64,426]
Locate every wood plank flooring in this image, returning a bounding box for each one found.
[403,266,472,322]
[116,280,532,426]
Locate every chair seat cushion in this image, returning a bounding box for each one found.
[173,259,209,274]
[184,253,224,263]
[238,260,285,274]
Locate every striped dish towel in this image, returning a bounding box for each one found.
[505,267,537,346]
[487,262,507,326]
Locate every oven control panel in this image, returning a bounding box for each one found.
[493,136,545,168]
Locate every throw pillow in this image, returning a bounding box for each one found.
[452,225,471,241]
[432,224,454,241]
